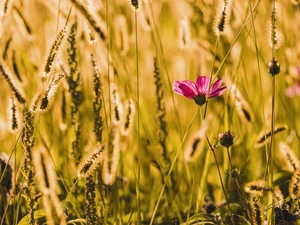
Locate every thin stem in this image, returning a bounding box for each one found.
[150,108,200,225]
[265,2,277,224]
[206,135,235,225]
[226,147,251,220]
[134,9,141,225]
[106,0,112,126]
[196,147,210,212]
[62,178,79,208]
[203,36,220,119]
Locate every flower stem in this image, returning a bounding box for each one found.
[226,147,251,220]
[150,108,199,225]
[203,36,220,119]
[206,135,235,225]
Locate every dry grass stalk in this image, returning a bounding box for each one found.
[110,83,124,125]
[115,15,129,56]
[43,27,67,77]
[91,53,103,142]
[121,99,135,136]
[7,95,22,132]
[267,2,282,50]
[102,125,120,185]
[213,0,232,37]
[229,83,254,123]
[289,166,300,199]
[69,0,106,41]
[0,62,26,104]
[31,73,65,113]
[179,18,191,50]
[77,144,105,178]
[255,125,287,148]
[279,142,299,171]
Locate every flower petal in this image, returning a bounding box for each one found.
[209,79,223,94]
[209,86,227,98]
[173,81,184,95]
[178,80,198,98]
[196,76,210,94]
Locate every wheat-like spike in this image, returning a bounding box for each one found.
[249,194,264,225]
[69,0,106,41]
[289,166,300,199]
[0,0,14,21]
[13,6,32,35]
[179,18,191,50]
[115,15,129,56]
[43,28,67,77]
[31,73,65,113]
[279,142,299,171]
[229,83,254,123]
[110,83,124,125]
[267,2,282,50]
[273,186,284,209]
[85,174,98,224]
[245,180,270,196]
[213,0,232,37]
[139,3,151,32]
[128,0,140,11]
[184,116,210,162]
[90,53,103,142]
[102,125,120,185]
[12,50,22,82]
[21,110,40,224]
[32,148,51,194]
[121,99,135,136]
[59,90,67,131]
[77,144,105,178]
[0,62,26,104]
[2,37,12,60]
[153,58,169,161]
[8,96,22,132]
[255,125,287,148]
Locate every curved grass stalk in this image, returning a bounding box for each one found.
[205,135,235,225]
[133,8,141,225]
[149,108,199,225]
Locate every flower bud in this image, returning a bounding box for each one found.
[268,58,281,76]
[218,130,235,148]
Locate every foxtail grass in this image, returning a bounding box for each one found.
[91,52,103,142]
[68,0,106,41]
[77,144,105,178]
[102,125,121,185]
[213,0,233,37]
[115,15,129,56]
[7,96,22,133]
[31,73,65,113]
[43,27,67,77]
[279,142,299,171]
[21,111,41,225]
[0,62,26,104]
[110,83,124,125]
[121,99,135,136]
[153,58,169,164]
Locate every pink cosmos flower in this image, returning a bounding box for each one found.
[173,76,226,106]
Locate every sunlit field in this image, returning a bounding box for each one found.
[1,0,300,224]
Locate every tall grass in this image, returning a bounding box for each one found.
[0,0,300,224]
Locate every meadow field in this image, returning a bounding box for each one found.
[0,0,300,224]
